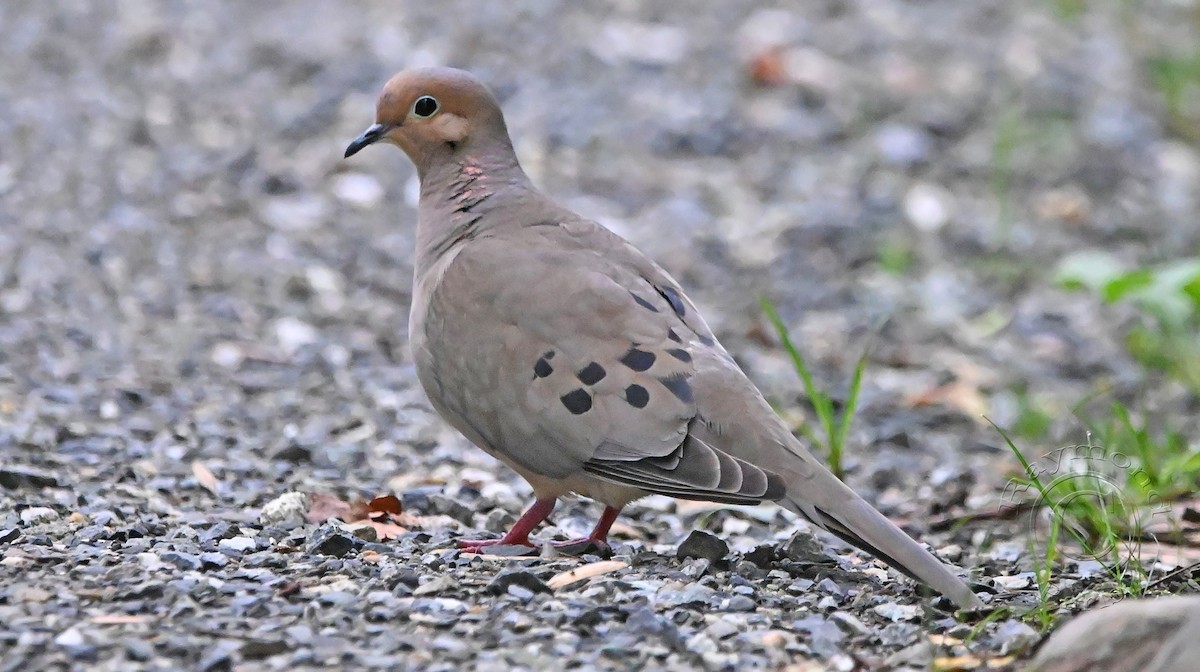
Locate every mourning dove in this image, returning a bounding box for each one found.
[344,67,982,609]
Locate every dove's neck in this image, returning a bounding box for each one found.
[414,148,539,273]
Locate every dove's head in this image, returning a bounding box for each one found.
[344,67,513,177]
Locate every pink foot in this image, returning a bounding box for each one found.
[455,502,623,556]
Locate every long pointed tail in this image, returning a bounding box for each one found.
[782,469,983,610]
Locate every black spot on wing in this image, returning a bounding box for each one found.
[631,292,659,312]
[655,285,686,318]
[533,356,553,379]
[697,334,716,347]
[620,347,656,372]
[667,329,682,343]
[666,348,691,363]
[624,384,649,409]
[658,374,693,404]
[576,362,606,385]
[560,389,593,415]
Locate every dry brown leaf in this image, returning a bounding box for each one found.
[904,380,987,418]
[306,492,412,539]
[928,634,964,647]
[548,560,628,590]
[305,492,353,523]
[364,520,408,540]
[932,655,982,672]
[368,494,403,516]
[747,49,788,88]
[397,512,461,531]
[606,520,646,541]
[191,461,220,496]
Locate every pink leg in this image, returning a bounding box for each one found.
[543,505,623,552]
[587,506,622,543]
[458,498,556,551]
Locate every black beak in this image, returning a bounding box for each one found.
[344,123,390,158]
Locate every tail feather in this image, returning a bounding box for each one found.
[785,483,983,610]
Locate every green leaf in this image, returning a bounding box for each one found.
[1055,251,1126,293]
[1101,269,1154,303]
[1183,274,1200,310]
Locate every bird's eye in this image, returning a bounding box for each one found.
[412,96,439,118]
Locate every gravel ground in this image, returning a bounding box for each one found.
[3,1,1199,670]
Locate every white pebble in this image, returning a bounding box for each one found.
[274,317,320,356]
[333,173,384,209]
[20,507,58,525]
[259,492,310,529]
[262,194,327,232]
[218,536,257,553]
[904,182,953,232]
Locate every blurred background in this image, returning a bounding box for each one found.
[2,0,1197,489]
[1,0,1200,665]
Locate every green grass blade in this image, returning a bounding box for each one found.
[761,297,837,454]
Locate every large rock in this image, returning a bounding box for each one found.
[1027,595,1200,672]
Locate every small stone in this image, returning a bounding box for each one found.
[0,528,19,543]
[829,611,873,637]
[218,536,257,554]
[903,182,953,232]
[743,544,776,568]
[413,575,458,597]
[199,552,229,569]
[783,533,830,563]
[591,21,688,65]
[197,644,233,672]
[875,124,931,167]
[55,628,85,647]
[20,507,58,525]
[54,627,96,659]
[210,342,245,369]
[284,624,314,644]
[705,619,739,640]
[274,317,320,356]
[262,193,327,232]
[757,630,794,648]
[258,492,309,529]
[793,615,848,658]
[160,551,202,571]
[307,527,358,557]
[138,552,167,571]
[1030,595,1200,671]
[125,639,156,661]
[344,523,378,542]
[993,573,1033,591]
[816,577,844,597]
[488,570,551,596]
[725,595,757,612]
[15,586,52,603]
[0,466,59,490]
[786,578,814,595]
[872,602,921,622]
[332,173,384,209]
[992,619,1039,655]
[676,530,728,565]
[506,584,534,601]
[241,639,289,660]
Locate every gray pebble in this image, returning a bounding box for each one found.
[675,530,729,565]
